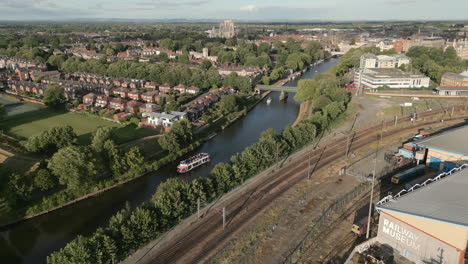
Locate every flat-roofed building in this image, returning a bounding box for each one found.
[359,53,411,69]
[440,71,468,87]
[414,125,468,171]
[374,166,468,264]
[355,68,430,89]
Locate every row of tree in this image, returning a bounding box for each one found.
[406,46,468,84]
[47,50,353,263]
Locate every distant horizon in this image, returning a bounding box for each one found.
[1,0,467,22]
[0,18,467,24]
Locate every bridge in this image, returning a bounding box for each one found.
[331,51,345,56]
[255,85,298,93]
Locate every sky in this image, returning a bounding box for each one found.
[0,0,467,21]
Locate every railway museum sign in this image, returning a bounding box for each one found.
[382,218,421,251]
[377,212,461,263]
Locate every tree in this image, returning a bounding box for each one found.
[217,94,239,115]
[25,125,77,154]
[92,127,115,152]
[9,172,32,199]
[125,147,144,170]
[152,178,190,222]
[0,103,6,120]
[43,83,66,108]
[34,169,57,191]
[159,120,193,153]
[200,60,212,70]
[158,130,181,152]
[178,53,189,64]
[48,146,105,191]
[103,140,127,176]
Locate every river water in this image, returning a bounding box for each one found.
[0,58,339,263]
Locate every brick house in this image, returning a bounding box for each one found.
[114,87,129,98]
[144,82,158,90]
[125,100,143,114]
[186,86,200,94]
[109,98,127,111]
[129,82,139,89]
[141,90,159,103]
[128,89,142,101]
[95,95,110,108]
[104,87,113,96]
[174,84,187,93]
[83,93,97,105]
[159,83,172,93]
[139,103,162,113]
[15,68,30,80]
[156,93,170,104]
[121,81,130,88]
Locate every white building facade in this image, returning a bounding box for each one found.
[355,68,430,89]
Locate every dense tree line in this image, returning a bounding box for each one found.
[211,39,329,71]
[47,50,353,264]
[1,126,145,216]
[406,46,468,84]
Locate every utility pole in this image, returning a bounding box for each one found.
[197,198,201,219]
[307,150,312,180]
[222,207,226,230]
[394,115,398,127]
[366,121,383,239]
[346,133,350,158]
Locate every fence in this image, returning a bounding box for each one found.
[282,181,371,264]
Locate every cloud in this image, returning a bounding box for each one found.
[240,5,258,12]
[381,0,419,4]
[0,0,96,19]
[126,0,211,10]
[0,0,49,9]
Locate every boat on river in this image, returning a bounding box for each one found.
[177,153,211,173]
[266,97,272,105]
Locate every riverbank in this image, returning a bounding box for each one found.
[0,92,270,229]
[0,140,201,229]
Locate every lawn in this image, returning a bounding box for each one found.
[0,94,45,117]
[0,110,158,145]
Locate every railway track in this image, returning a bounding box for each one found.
[134,107,468,264]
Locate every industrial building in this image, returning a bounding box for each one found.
[436,71,468,96]
[414,125,468,172]
[375,166,468,264]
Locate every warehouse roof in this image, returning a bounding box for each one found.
[378,167,468,227]
[415,125,468,156]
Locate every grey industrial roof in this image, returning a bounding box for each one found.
[378,167,468,227]
[415,125,468,156]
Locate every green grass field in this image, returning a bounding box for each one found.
[0,110,157,145]
[0,95,45,117]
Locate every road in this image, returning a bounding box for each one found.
[123,106,468,264]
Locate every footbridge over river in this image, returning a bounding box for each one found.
[255,85,298,93]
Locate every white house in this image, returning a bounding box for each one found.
[145,111,187,127]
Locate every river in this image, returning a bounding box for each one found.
[0,58,340,263]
